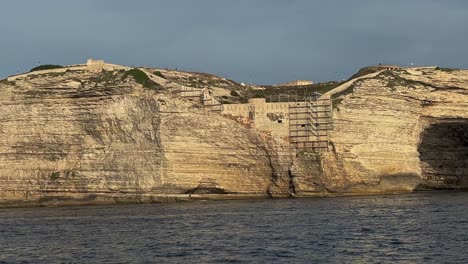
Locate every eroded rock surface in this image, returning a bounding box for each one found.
[292,67,468,195]
[0,66,467,206]
[0,70,290,206]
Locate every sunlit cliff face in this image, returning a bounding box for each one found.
[418,120,468,189]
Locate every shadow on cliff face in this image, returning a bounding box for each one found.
[417,120,468,190]
[184,178,228,194]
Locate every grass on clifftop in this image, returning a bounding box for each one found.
[30,64,64,72]
[251,81,342,102]
[377,70,420,90]
[348,66,390,80]
[124,69,162,90]
[154,71,166,79]
[435,67,458,73]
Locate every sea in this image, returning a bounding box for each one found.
[0,191,467,263]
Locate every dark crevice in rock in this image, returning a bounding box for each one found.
[288,169,296,197]
[185,178,228,194]
[184,187,228,195]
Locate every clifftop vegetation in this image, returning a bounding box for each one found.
[349,66,384,80]
[250,81,343,102]
[30,64,64,72]
[124,69,162,90]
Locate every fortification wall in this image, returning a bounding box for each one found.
[180,90,202,103]
[86,59,130,71]
[254,102,290,140]
[222,99,290,140]
[202,89,222,112]
[86,59,105,71]
[222,104,250,117]
[277,80,314,86]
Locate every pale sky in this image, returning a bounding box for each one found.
[1,0,468,84]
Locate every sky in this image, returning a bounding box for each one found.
[1,0,468,84]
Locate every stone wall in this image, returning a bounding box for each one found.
[86,59,130,72]
[201,88,222,112]
[222,98,333,150]
[222,104,250,118]
[277,80,314,86]
[86,59,106,71]
[222,98,290,140]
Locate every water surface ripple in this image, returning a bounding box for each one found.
[0,192,467,263]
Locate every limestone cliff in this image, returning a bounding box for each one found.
[0,69,290,206]
[292,67,468,194]
[0,65,467,206]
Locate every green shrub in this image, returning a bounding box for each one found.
[124,69,162,90]
[30,64,64,72]
[50,172,60,180]
[435,67,457,73]
[125,69,150,83]
[348,66,381,80]
[154,71,166,79]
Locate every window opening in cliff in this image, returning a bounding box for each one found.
[417,121,468,190]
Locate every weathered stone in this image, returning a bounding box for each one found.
[0,69,291,206]
[0,65,466,207]
[292,68,468,193]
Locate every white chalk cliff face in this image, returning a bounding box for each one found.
[291,67,468,195]
[0,66,466,206]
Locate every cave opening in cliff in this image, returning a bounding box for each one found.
[417,121,468,190]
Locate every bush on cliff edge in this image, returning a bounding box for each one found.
[30,64,64,72]
[124,69,162,90]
